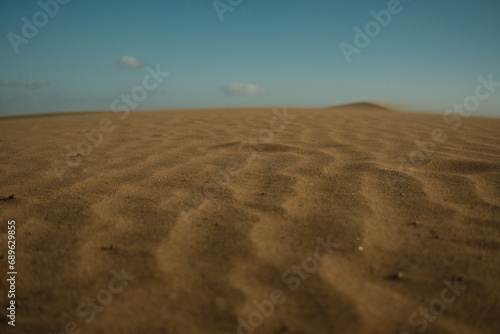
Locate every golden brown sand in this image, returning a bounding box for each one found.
[0,103,499,334]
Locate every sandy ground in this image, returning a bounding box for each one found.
[0,103,499,334]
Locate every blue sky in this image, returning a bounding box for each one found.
[1,0,499,116]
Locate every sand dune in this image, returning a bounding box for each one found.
[0,104,499,333]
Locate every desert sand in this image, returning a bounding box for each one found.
[0,103,499,334]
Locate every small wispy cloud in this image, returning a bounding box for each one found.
[116,56,144,69]
[115,88,166,97]
[1,80,50,89]
[0,79,17,87]
[221,83,265,96]
[148,89,168,96]
[24,80,50,89]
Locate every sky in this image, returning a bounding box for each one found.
[0,0,499,116]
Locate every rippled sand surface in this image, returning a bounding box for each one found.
[1,103,499,333]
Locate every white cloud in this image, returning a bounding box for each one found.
[116,56,144,69]
[116,88,167,97]
[221,83,265,96]
[24,80,50,89]
[1,80,51,89]
[0,79,17,87]
[148,89,168,96]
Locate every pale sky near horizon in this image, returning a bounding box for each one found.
[0,0,499,116]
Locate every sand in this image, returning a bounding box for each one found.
[0,103,499,334]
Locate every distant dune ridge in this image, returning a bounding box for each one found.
[325,101,393,111]
[0,103,499,334]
